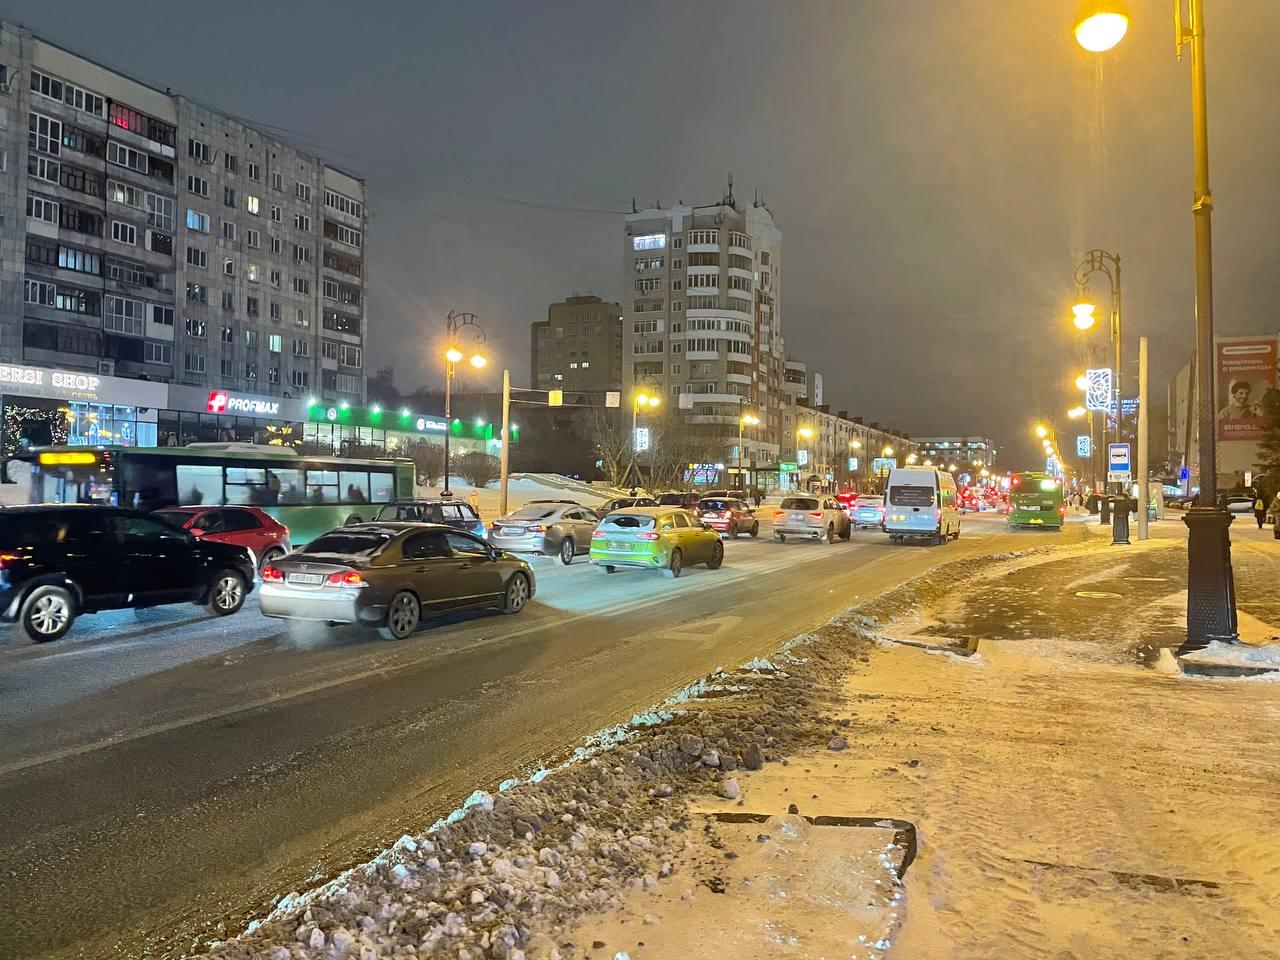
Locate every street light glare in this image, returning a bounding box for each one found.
[1068,406,1086,419]
[1034,424,1049,438]
[470,354,487,369]
[882,445,894,456]
[1071,303,1097,330]
[1075,374,1090,391]
[1074,1,1129,53]
[445,347,464,363]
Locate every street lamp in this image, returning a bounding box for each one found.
[881,445,894,457]
[738,410,760,492]
[1034,424,1048,439]
[630,389,661,489]
[1068,406,1086,419]
[1071,302,1097,331]
[1074,373,1089,391]
[1077,0,1236,650]
[906,453,919,464]
[442,311,487,496]
[1074,250,1122,462]
[1073,0,1129,52]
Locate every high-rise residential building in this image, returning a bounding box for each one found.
[914,437,998,469]
[622,188,785,486]
[0,21,368,420]
[530,295,623,392]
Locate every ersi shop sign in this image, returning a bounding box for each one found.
[207,390,280,416]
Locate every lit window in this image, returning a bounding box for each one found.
[246,195,260,215]
[632,233,665,251]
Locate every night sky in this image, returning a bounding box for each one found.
[8,0,1280,465]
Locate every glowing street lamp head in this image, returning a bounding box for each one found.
[798,427,814,440]
[1074,0,1130,53]
[1071,302,1097,331]
[1035,424,1049,439]
[849,439,863,450]
[741,413,760,427]
[445,347,464,364]
[882,445,894,456]
[469,353,487,369]
[906,453,919,464]
[1068,406,1086,419]
[1075,374,1090,391]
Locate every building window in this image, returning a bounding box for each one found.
[632,233,665,251]
[105,295,145,335]
[247,228,260,248]
[244,361,258,380]
[186,209,210,232]
[223,186,237,207]
[270,205,282,223]
[293,213,311,232]
[294,308,310,328]
[188,138,211,163]
[270,236,282,255]
[219,358,233,378]
[688,229,719,246]
[246,195,260,216]
[28,154,60,184]
[245,329,259,349]
[672,279,684,291]
[186,246,208,268]
[271,171,283,191]
[24,279,56,306]
[29,112,62,156]
[337,374,360,394]
[247,263,259,283]
[108,181,142,208]
[186,317,207,338]
[635,277,662,293]
[184,353,207,374]
[322,278,339,301]
[186,283,208,304]
[269,302,281,321]
[295,181,311,202]
[324,189,363,218]
[111,221,138,245]
[221,291,234,310]
[106,141,147,174]
[322,340,340,361]
[293,244,312,264]
[291,369,309,388]
[106,259,147,286]
[188,175,209,197]
[27,194,59,223]
[633,319,659,335]
[247,161,260,181]
[222,220,237,241]
[269,269,282,288]
[672,258,684,270]
[145,342,172,364]
[292,277,310,295]
[292,338,310,357]
[323,220,362,248]
[58,246,101,275]
[267,365,280,384]
[224,153,238,173]
[247,296,260,317]
[339,344,362,368]
[147,194,175,231]
[268,334,282,353]
[223,258,235,277]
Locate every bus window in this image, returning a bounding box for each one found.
[306,469,339,504]
[339,470,370,503]
[370,471,394,503]
[225,467,268,504]
[176,464,222,506]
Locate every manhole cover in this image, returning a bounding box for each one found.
[1075,590,1122,599]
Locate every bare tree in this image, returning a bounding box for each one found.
[586,404,634,489]
[405,440,446,486]
[455,451,500,488]
[646,411,728,491]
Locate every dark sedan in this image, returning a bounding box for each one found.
[259,523,536,639]
[597,496,659,515]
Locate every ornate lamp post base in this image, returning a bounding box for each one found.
[1179,506,1239,654]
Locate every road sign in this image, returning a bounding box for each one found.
[872,457,897,476]
[1107,442,1131,483]
[547,389,563,407]
[1076,435,1091,457]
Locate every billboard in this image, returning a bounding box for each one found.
[1216,337,1277,442]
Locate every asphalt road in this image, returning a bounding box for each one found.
[0,511,1084,960]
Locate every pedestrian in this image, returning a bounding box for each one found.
[752,489,762,508]
[468,489,480,514]
[1255,490,1268,530]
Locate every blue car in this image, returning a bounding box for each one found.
[850,495,885,529]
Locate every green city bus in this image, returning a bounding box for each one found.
[1007,472,1065,529]
[20,445,415,546]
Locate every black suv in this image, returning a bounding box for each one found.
[371,499,486,537]
[0,505,255,642]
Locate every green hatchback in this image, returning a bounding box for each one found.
[589,507,724,577]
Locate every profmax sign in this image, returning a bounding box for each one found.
[207,390,280,416]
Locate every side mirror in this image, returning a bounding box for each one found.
[488,546,502,561]
[189,527,205,538]
[344,514,363,526]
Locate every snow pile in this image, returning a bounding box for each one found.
[1181,639,1280,674]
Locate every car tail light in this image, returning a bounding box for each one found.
[0,553,19,568]
[327,570,366,587]
[592,529,607,539]
[773,510,785,518]
[637,532,660,541]
[261,564,284,583]
[525,524,547,533]
[809,511,824,519]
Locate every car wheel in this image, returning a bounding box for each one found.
[379,590,420,640]
[559,538,575,565]
[207,570,247,616]
[503,573,531,614]
[706,540,724,570]
[839,523,852,541]
[728,523,738,539]
[259,547,285,572]
[750,522,759,538]
[21,585,76,642]
[665,549,684,579]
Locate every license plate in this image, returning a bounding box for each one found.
[1022,505,1040,511]
[609,542,632,552]
[287,572,324,585]
[496,525,522,533]
[789,513,805,521]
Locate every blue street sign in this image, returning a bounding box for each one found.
[1107,442,1131,482]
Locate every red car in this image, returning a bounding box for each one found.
[154,505,291,572]
[695,497,759,538]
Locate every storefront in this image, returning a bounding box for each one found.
[162,385,310,447]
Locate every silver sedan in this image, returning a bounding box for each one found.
[487,501,599,564]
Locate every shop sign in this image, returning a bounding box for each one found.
[0,362,167,408]
[207,390,280,416]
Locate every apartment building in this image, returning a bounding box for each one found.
[915,436,998,470]
[0,21,367,450]
[622,189,785,486]
[530,295,623,393]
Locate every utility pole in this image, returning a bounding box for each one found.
[499,368,511,517]
[1138,337,1150,540]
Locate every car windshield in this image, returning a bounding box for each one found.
[889,485,935,507]
[856,497,882,506]
[508,506,558,520]
[153,509,195,527]
[600,513,656,530]
[375,503,443,522]
[656,494,687,505]
[302,533,389,555]
[780,497,819,510]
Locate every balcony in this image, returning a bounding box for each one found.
[685,350,719,361]
[726,350,753,364]
[728,243,752,259]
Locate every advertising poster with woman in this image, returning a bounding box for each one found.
[1216,337,1278,442]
